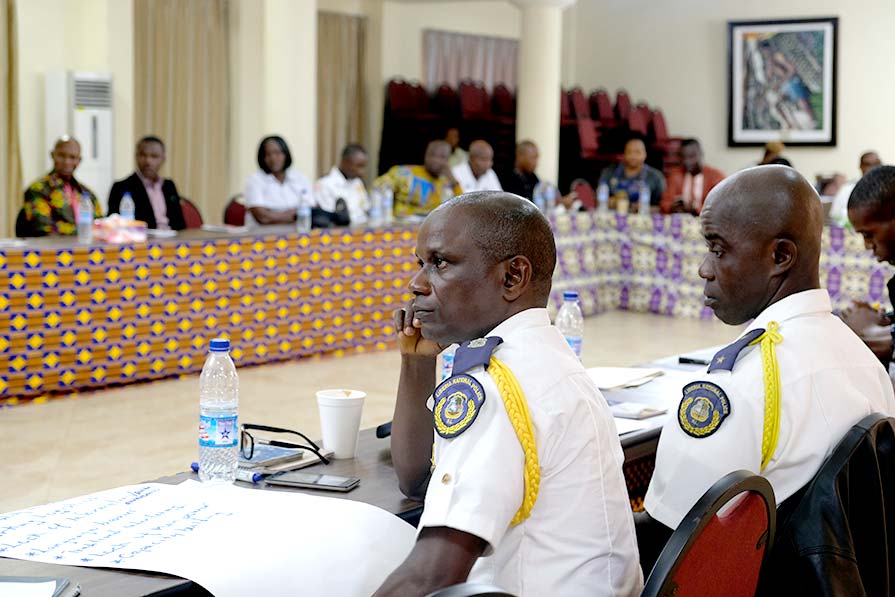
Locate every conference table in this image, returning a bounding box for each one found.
[5,214,889,406]
[0,354,702,595]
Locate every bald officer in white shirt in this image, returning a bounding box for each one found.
[315,144,370,225]
[376,192,642,597]
[637,166,895,563]
[451,140,502,194]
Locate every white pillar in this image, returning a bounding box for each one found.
[513,0,576,184]
[263,0,317,179]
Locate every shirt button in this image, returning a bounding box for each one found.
[441,473,452,484]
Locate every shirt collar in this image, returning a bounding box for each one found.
[744,289,832,335]
[136,170,162,188]
[487,308,551,342]
[329,166,348,183]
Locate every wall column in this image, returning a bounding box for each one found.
[512,0,576,184]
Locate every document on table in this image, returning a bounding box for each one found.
[0,481,415,597]
[586,367,665,390]
[613,418,652,435]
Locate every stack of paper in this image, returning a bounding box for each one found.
[586,367,665,390]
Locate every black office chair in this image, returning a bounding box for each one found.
[424,583,515,597]
[759,413,895,596]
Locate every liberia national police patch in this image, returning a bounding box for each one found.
[678,381,731,438]
[433,373,486,438]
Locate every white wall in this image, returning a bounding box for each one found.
[16,0,133,190]
[569,0,895,179]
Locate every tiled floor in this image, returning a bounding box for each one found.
[1,310,740,513]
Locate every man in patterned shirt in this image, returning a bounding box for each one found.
[22,136,101,236]
[374,140,462,218]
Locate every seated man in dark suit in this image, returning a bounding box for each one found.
[108,136,186,230]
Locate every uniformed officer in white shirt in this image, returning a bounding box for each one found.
[637,166,895,562]
[375,192,642,597]
[315,144,370,225]
[244,135,315,228]
[450,140,503,194]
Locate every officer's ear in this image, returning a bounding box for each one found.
[501,255,532,301]
[771,238,797,274]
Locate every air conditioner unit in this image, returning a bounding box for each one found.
[45,71,114,213]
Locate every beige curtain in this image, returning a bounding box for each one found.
[317,11,367,178]
[134,0,229,224]
[1,0,21,236]
[423,29,518,92]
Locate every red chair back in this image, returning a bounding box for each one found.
[387,79,414,113]
[629,108,649,137]
[459,80,491,119]
[433,84,460,120]
[223,195,245,226]
[569,87,590,119]
[591,89,614,121]
[492,84,515,117]
[576,117,599,159]
[615,89,632,123]
[652,109,669,142]
[560,89,573,123]
[571,179,597,210]
[410,82,431,112]
[642,471,776,597]
[180,197,204,229]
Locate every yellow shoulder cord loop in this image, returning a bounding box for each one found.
[750,321,783,471]
[488,356,541,525]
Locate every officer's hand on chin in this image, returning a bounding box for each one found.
[394,301,444,359]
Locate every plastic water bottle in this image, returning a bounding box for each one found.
[597,183,610,212]
[198,337,239,483]
[296,202,312,233]
[368,188,384,227]
[440,345,458,380]
[533,183,547,213]
[555,291,584,359]
[639,181,651,215]
[119,192,135,220]
[382,187,394,224]
[77,194,94,244]
[544,183,557,212]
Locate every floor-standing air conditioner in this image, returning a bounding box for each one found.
[45,71,114,213]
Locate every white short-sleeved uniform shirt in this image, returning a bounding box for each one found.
[243,169,315,228]
[451,162,503,194]
[314,166,369,225]
[645,289,895,529]
[419,308,643,597]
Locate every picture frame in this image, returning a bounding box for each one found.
[727,17,838,147]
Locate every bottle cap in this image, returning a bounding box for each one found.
[563,291,579,301]
[209,337,230,352]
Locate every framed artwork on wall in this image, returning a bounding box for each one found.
[727,17,838,147]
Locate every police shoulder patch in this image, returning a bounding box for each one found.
[433,373,486,438]
[678,381,731,438]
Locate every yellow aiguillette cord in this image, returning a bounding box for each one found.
[750,321,783,471]
[488,356,540,525]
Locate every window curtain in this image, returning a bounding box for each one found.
[1,0,21,236]
[423,29,518,92]
[134,0,229,223]
[316,11,367,178]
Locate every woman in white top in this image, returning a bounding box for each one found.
[244,136,315,228]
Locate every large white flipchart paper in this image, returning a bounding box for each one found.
[0,481,416,596]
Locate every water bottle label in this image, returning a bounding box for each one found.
[565,337,582,358]
[441,352,455,380]
[199,415,238,448]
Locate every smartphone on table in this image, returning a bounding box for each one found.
[265,470,360,492]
